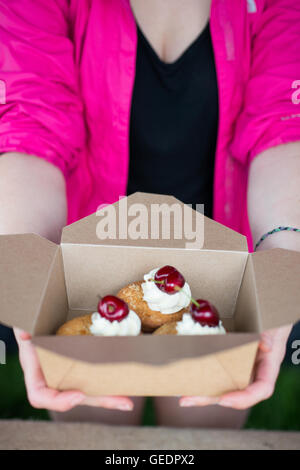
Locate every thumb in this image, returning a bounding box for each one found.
[259,332,274,353]
[14,327,32,343]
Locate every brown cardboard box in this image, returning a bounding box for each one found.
[0,193,299,396]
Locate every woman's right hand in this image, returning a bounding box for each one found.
[14,328,134,413]
[2,154,133,413]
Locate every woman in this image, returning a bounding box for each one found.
[1,0,299,428]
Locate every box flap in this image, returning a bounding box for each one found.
[0,234,58,334]
[36,342,259,397]
[36,347,75,390]
[234,255,261,333]
[62,193,248,252]
[215,342,258,390]
[32,333,259,365]
[251,248,300,330]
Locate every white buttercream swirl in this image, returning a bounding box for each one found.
[176,313,226,335]
[89,310,141,336]
[141,268,191,314]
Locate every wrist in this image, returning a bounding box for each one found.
[255,229,300,252]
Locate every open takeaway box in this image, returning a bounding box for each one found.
[0,193,299,396]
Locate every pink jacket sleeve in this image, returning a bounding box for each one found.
[0,0,85,176]
[230,0,300,165]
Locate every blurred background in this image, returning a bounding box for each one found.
[0,323,299,428]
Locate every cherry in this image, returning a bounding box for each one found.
[154,265,185,295]
[97,295,129,322]
[189,300,220,327]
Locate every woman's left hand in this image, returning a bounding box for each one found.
[180,324,292,410]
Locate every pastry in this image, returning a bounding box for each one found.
[56,314,92,336]
[117,265,191,332]
[153,299,226,335]
[56,295,141,336]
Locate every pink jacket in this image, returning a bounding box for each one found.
[1,0,300,250]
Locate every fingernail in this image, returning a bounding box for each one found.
[118,403,133,411]
[260,335,273,351]
[20,331,31,341]
[180,397,219,407]
[70,394,85,407]
[218,399,233,407]
[180,398,195,407]
[262,341,272,351]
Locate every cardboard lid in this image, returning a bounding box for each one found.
[32,333,259,365]
[0,234,58,334]
[62,193,248,252]
[251,248,300,330]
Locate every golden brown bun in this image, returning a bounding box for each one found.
[117,281,186,332]
[153,322,178,335]
[56,314,92,336]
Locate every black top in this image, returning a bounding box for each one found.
[127,23,218,217]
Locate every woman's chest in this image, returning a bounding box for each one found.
[129,0,212,63]
[70,0,254,139]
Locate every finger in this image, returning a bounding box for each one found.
[28,387,86,412]
[258,325,292,354]
[258,332,273,353]
[18,333,47,388]
[179,396,219,407]
[217,343,281,410]
[14,329,35,371]
[181,326,292,411]
[217,379,275,410]
[82,396,134,411]
[254,349,281,384]
[18,336,133,412]
[14,327,31,343]
[17,334,85,411]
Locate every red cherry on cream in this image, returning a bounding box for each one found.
[189,300,220,327]
[154,265,185,295]
[97,295,129,322]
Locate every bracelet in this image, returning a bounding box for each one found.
[254,226,300,251]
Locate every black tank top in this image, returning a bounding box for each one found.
[127,23,218,217]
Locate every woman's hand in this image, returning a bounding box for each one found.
[14,328,134,413]
[180,324,292,410]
